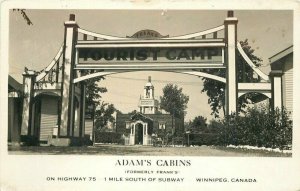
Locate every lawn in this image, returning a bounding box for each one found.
[7,144,291,157]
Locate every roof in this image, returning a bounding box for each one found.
[145,82,153,87]
[131,113,153,122]
[269,45,293,64]
[8,75,22,92]
[145,76,153,87]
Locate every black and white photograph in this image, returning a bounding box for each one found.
[1,1,300,191]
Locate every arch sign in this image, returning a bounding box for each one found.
[21,11,279,139]
[77,46,224,70]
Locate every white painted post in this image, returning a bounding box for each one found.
[143,123,148,145]
[150,88,153,99]
[270,70,283,110]
[79,82,86,137]
[73,100,79,136]
[21,70,37,136]
[132,124,136,144]
[129,125,133,145]
[224,11,238,115]
[60,14,78,136]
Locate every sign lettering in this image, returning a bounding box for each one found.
[78,47,223,64]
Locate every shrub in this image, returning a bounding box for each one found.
[218,107,292,150]
[20,135,39,146]
[186,133,219,146]
[94,131,122,144]
[70,136,93,146]
[184,119,223,146]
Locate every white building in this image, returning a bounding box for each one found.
[269,46,293,114]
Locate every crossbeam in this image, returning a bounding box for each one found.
[76,41,225,48]
[74,63,225,70]
[238,83,272,98]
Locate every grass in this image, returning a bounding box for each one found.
[212,146,292,157]
[7,144,292,157]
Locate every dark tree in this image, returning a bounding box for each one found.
[128,110,138,116]
[201,39,263,117]
[84,74,107,107]
[201,71,226,118]
[186,116,208,133]
[83,71,109,130]
[160,84,189,118]
[191,116,207,129]
[94,101,116,130]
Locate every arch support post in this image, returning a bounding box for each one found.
[270,70,283,110]
[79,82,86,137]
[59,14,78,137]
[21,70,37,136]
[224,11,238,116]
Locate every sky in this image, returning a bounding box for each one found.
[8,10,293,121]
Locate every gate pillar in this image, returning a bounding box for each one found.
[79,82,86,137]
[20,70,37,136]
[60,14,78,136]
[270,70,283,110]
[224,11,238,115]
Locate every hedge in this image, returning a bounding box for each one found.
[69,136,93,146]
[186,133,219,146]
[94,131,122,144]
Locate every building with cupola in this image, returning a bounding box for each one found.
[115,76,184,145]
[138,76,159,114]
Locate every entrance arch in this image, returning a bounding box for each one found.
[20,11,281,143]
[135,123,144,145]
[57,12,236,137]
[129,119,150,145]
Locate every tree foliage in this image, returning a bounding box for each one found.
[83,71,113,131]
[160,84,189,118]
[201,39,263,117]
[128,110,138,116]
[186,116,207,133]
[201,73,226,118]
[191,116,207,128]
[84,74,107,107]
[94,101,116,130]
[13,9,33,25]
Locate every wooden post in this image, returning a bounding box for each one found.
[224,11,238,115]
[60,14,78,136]
[79,82,86,137]
[20,70,37,136]
[270,70,283,110]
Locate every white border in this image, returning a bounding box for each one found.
[1,1,300,191]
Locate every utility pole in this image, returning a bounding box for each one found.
[172,107,175,146]
[92,104,96,147]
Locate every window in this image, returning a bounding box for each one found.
[125,122,131,129]
[159,122,165,129]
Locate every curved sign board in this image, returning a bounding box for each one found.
[127,29,169,39]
